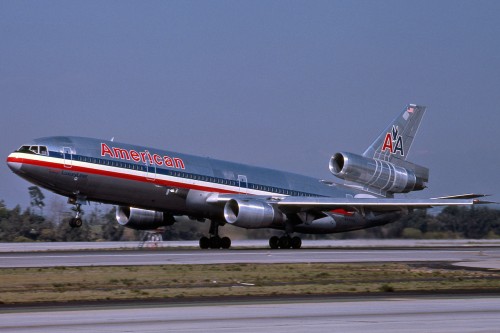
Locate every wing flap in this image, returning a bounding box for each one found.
[431,193,490,200]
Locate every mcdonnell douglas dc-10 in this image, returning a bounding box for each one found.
[6,105,490,249]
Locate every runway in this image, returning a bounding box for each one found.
[1,242,500,331]
[1,296,500,332]
[2,239,500,252]
[0,247,500,270]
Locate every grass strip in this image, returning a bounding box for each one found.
[0,263,499,304]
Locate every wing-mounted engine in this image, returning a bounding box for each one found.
[223,198,285,229]
[329,152,428,195]
[116,206,176,230]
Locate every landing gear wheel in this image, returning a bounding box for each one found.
[73,217,82,228]
[69,217,82,228]
[209,236,221,249]
[220,237,231,249]
[279,236,292,249]
[68,202,83,228]
[269,236,279,249]
[291,236,302,249]
[199,236,210,249]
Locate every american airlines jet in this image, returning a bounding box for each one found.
[6,105,489,249]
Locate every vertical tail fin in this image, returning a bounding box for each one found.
[363,104,426,163]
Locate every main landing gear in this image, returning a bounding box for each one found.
[69,203,83,228]
[269,235,302,249]
[199,220,231,249]
[199,236,231,249]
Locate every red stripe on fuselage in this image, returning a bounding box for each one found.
[7,155,240,195]
[6,155,23,163]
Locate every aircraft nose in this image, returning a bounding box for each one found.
[6,154,23,173]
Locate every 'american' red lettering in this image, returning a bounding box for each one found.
[100,143,185,169]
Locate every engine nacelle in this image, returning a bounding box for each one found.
[116,206,175,230]
[223,199,285,229]
[329,152,428,193]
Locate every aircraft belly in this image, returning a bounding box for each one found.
[18,164,69,196]
[293,211,402,234]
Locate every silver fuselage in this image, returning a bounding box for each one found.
[7,136,400,233]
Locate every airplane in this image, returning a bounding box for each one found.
[6,104,491,249]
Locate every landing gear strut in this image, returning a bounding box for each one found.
[199,220,231,249]
[69,203,83,228]
[269,235,302,249]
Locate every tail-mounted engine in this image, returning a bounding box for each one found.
[329,152,428,194]
[223,199,285,229]
[116,206,176,230]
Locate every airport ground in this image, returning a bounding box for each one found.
[2,295,500,332]
[1,240,500,332]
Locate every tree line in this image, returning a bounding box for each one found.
[0,186,499,242]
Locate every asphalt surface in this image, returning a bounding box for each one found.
[1,296,500,332]
[2,239,500,252]
[0,246,499,270]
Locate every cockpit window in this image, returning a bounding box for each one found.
[16,145,48,155]
[30,146,39,154]
[17,145,32,153]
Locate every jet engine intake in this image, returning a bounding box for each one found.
[116,206,175,230]
[223,199,285,228]
[329,152,427,193]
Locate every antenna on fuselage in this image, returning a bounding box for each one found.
[111,137,114,142]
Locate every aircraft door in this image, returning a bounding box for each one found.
[63,147,72,168]
[146,160,156,181]
[238,175,248,194]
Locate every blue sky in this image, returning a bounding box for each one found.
[1,0,499,208]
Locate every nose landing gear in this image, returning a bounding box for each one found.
[69,203,83,228]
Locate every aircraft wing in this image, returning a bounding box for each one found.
[207,193,492,213]
[274,196,492,213]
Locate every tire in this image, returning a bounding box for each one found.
[209,236,221,249]
[74,218,82,228]
[269,236,279,249]
[199,236,210,249]
[291,236,302,249]
[278,236,291,249]
[220,237,231,249]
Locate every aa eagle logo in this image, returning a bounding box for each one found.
[381,125,404,156]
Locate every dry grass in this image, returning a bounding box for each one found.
[0,263,499,304]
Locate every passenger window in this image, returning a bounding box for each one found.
[39,146,48,155]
